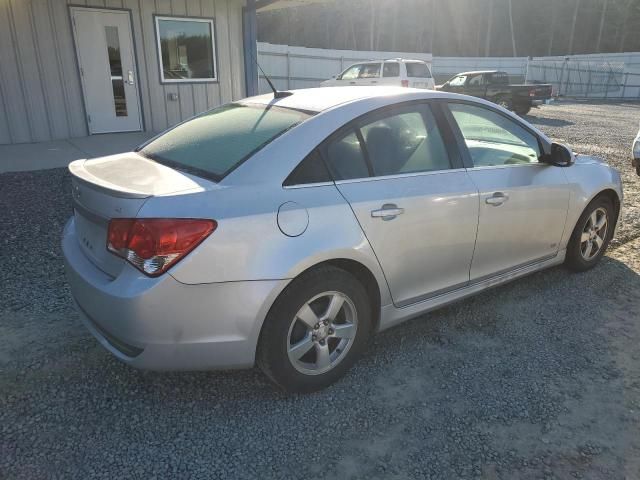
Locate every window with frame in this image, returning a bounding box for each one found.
[360,106,450,176]
[449,75,467,87]
[339,64,361,80]
[383,62,400,77]
[155,16,216,82]
[448,102,541,167]
[323,104,451,181]
[467,75,484,86]
[358,63,381,79]
[405,62,432,78]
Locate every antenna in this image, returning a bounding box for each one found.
[255,54,292,99]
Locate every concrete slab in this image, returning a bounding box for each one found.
[0,132,156,173]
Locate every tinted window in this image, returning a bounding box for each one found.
[339,64,361,80]
[284,150,332,186]
[358,63,381,79]
[467,75,484,86]
[156,17,216,81]
[360,106,450,176]
[325,130,370,180]
[449,103,540,167]
[141,104,311,180]
[383,62,400,77]
[405,62,432,78]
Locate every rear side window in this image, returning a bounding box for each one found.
[358,63,381,79]
[383,62,400,77]
[140,104,311,180]
[360,106,450,176]
[325,131,370,181]
[405,62,432,78]
[488,73,509,84]
[284,150,332,186]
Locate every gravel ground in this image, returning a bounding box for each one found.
[1,102,640,479]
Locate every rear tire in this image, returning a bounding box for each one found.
[495,96,513,111]
[565,195,614,272]
[257,266,372,393]
[515,106,531,116]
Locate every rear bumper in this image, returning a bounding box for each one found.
[62,218,288,370]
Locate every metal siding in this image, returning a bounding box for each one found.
[0,0,246,145]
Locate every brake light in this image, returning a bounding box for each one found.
[529,88,537,97]
[107,218,216,276]
[401,80,409,87]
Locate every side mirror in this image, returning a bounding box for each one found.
[546,142,575,167]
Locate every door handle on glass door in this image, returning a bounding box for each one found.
[371,204,404,220]
[485,192,509,206]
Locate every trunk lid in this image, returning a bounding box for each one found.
[69,152,211,277]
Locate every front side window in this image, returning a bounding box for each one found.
[358,63,381,79]
[448,103,540,167]
[449,75,467,87]
[360,106,450,176]
[339,64,361,80]
[155,16,216,82]
[141,104,312,180]
[383,62,400,77]
[405,62,432,78]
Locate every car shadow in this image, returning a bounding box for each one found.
[525,116,575,127]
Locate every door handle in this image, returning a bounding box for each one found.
[485,192,509,206]
[349,81,356,85]
[371,204,404,220]
[371,81,378,84]
[127,70,135,85]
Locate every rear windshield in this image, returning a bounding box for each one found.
[405,62,432,78]
[140,103,312,181]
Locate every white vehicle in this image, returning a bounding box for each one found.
[321,59,435,90]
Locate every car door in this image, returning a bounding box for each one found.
[444,101,570,280]
[443,75,467,93]
[333,64,363,86]
[379,61,401,86]
[464,74,488,98]
[321,102,479,307]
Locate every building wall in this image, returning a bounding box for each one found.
[0,0,246,145]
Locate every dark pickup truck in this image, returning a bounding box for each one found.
[438,70,553,116]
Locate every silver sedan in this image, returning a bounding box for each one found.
[63,87,623,392]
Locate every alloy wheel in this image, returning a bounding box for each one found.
[286,291,358,375]
[580,207,608,261]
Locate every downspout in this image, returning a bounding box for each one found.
[243,0,259,97]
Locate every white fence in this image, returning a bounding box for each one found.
[257,42,640,99]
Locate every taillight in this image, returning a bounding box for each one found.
[107,218,216,276]
[401,80,409,87]
[529,88,537,97]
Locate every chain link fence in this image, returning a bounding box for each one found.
[525,58,640,99]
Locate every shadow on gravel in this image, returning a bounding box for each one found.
[3,255,640,479]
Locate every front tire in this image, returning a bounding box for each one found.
[257,266,372,393]
[565,195,614,272]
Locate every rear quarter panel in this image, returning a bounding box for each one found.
[139,182,393,307]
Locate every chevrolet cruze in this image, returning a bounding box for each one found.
[63,87,623,392]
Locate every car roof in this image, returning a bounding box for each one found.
[241,86,445,114]
[457,70,503,76]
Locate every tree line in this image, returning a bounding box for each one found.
[257,0,640,57]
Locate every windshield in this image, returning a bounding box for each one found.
[140,103,313,180]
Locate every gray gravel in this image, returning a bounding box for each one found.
[2,102,640,479]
